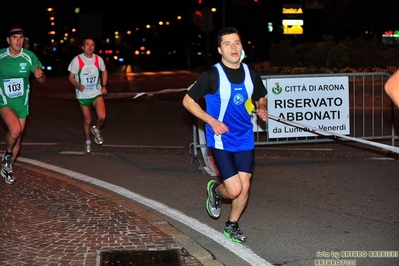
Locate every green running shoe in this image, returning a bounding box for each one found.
[206,180,221,219]
[224,221,247,243]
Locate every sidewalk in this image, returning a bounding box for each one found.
[0,162,220,266]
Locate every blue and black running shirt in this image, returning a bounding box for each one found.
[187,62,267,152]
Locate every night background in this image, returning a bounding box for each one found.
[1,0,399,70]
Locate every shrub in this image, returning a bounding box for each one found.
[254,36,399,74]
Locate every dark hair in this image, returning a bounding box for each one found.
[82,38,95,46]
[217,27,241,47]
[7,26,25,37]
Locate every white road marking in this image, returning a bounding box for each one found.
[18,143,58,145]
[19,157,273,266]
[102,144,184,149]
[59,151,85,155]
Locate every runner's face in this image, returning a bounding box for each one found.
[7,32,24,52]
[83,40,95,55]
[218,33,242,66]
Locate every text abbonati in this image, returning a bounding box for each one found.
[279,110,341,121]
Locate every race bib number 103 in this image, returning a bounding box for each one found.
[3,78,24,98]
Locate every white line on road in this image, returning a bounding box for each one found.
[102,144,184,149]
[19,157,273,266]
[59,151,85,155]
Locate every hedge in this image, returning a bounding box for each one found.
[252,36,399,75]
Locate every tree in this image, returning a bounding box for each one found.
[324,0,399,41]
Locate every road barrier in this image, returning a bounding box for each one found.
[189,72,398,175]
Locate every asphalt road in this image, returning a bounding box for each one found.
[3,68,399,266]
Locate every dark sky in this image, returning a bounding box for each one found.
[1,1,397,49]
[0,1,195,45]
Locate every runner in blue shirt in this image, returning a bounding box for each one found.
[182,27,268,243]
